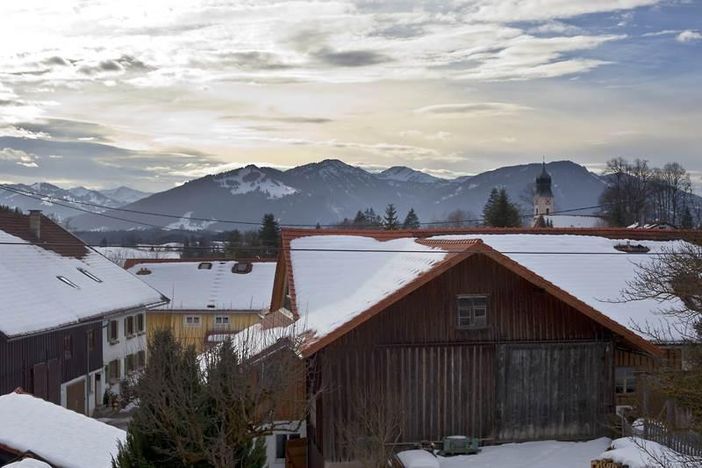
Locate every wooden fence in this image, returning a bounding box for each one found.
[637,420,702,458]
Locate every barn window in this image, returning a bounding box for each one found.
[615,367,637,394]
[456,295,488,329]
[198,262,213,270]
[184,315,201,327]
[108,320,119,343]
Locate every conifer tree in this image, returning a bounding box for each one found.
[402,208,420,229]
[259,213,280,257]
[482,188,522,227]
[383,204,399,230]
[681,205,694,229]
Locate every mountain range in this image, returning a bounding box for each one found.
[43,159,606,231]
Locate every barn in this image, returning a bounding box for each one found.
[264,228,699,467]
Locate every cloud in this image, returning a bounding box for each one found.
[677,30,702,43]
[221,114,333,124]
[78,54,153,76]
[0,125,51,139]
[314,48,392,67]
[0,148,39,167]
[414,102,531,116]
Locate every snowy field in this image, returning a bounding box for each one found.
[400,438,612,468]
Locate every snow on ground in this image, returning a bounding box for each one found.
[433,438,611,468]
[0,392,126,468]
[598,437,699,468]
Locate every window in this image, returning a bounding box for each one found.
[57,275,79,289]
[232,262,252,274]
[456,295,488,329]
[124,316,135,338]
[63,335,73,360]
[184,315,201,327]
[109,320,119,343]
[136,314,145,334]
[198,262,213,270]
[214,315,230,329]
[107,359,121,382]
[137,350,146,369]
[77,267,102,283]
[125,354,137,374]
[615,367,636,394]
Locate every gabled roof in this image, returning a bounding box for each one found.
[0,211,167,338]
[127,259,276,311]
[0,391,125,468]
[272,228,699,357]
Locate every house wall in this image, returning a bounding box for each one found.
[102,311,148,398]
[0,322,103,410]
[308,253,624,463]
[146,310,260,352]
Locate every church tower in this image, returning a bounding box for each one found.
[533,161,554,220]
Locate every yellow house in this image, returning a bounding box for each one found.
[126,259,276,352]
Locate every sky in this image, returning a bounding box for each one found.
[0,0,700,191]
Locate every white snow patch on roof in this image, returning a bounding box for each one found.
[544,214,605,228]
[397,449,440,468]
[290,235,447,342]
[4,459,52,468]
[430,234,692,341]
[0,231,165,337]
[0,393,125,468]
[128,261,275,311]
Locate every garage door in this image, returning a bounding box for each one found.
[66,379,86,415]
[496,342,613,441]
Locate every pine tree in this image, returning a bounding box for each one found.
[259,213,280,257]
[353,210,368,228]
[402,208,420,229]
[483,188,522,227]
[383,204,399,230]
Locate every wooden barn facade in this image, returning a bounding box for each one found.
[264,228,698,467]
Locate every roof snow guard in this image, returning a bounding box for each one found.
[270,228,699,358]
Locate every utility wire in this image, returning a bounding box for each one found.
[0,183,605,228]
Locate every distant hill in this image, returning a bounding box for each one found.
[64,159,608,231]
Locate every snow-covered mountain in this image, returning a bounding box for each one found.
[0,183,150,221]
[101,186,151,205]
[66,160,610,231]
[377,166,444,184]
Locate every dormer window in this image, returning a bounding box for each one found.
[57,275,79,289]
[77,267,102,283]
[198,262,213,270]
[232,262,252,274]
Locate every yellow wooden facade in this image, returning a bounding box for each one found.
[146,311,261,352]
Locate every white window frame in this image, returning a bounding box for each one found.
[184,315,201,327]
[214,315,230,329]
[456,295,488,329]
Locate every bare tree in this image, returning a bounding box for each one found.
[337,383,405,467]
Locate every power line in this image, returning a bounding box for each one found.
[0,183,605,229]
[0,240,689,255]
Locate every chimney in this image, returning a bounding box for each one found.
[29,210,42,240]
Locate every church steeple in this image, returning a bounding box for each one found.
[533,161,554,223]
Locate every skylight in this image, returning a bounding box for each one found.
[198,262,213,270]
[57,275,80,289]
[232,262,252,274]
[77,267,102,283]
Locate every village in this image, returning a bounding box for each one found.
[1,165,701,468]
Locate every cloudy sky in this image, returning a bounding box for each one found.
[0,0,700,191]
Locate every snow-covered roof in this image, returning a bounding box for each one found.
[430,234,692,342]
[544,214,605,228]
[127,260,276,311]
[275,231,695,355]
[0,392,125,468]
[0,215,166,338]
[4,459,51,468]
[288,235,449,346]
